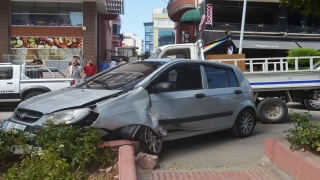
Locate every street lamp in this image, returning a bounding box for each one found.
[132,47,139,56]
[239,0,247,54]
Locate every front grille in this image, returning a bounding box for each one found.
[14,109,43,123]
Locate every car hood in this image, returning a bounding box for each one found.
[18,88,123,114]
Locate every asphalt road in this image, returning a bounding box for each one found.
[1,102,319,180]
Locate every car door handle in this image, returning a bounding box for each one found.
[234,90,242,94]
[195,93,206,98]
[7,82,13,84]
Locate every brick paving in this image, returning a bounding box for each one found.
[152,169,280,180]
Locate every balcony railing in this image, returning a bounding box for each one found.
[11,13,83,27]
[212,22,320,34]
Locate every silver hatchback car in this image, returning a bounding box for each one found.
[2,59,256,154]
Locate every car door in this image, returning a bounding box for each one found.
[148,62,210,131]
[202,64,244,128]
[0,66,19,101]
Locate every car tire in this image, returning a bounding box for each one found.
[232,108,255,138]
[140,126,162,155]
[257,98,288,124]
[303,93,320,111]
[24,91,43,101]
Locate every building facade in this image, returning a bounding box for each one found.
[152,8,175,50]
[0,0,124,68]
[122,33,144,55]
[167,0,320,58]
[144,22,154,53]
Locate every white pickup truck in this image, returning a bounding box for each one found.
[0,63,74,102]
[150,40,320,124]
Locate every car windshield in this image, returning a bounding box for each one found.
[75,61,167,91]
[148,49,161,59]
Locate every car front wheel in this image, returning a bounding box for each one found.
[232,108,255,138]
[140,126,162,155]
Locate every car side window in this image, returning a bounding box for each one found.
[204,66,239,88]
[0,67,13,80]
[148,63,202,93]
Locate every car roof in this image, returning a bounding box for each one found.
[144,58,236,69]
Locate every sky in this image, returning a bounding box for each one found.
[120,0,168,39]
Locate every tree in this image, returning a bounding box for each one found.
[280,0,320,16]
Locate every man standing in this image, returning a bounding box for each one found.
[117,57,126,65]
[100,58,109,72]
[83,59,96,79]
[67,58,83,83]
[32,54,43,78]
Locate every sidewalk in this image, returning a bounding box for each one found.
[150,168,290,180]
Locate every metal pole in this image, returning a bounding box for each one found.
[239,0,247,54]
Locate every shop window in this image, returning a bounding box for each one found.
[10,2,82,27]
[158,30,175,46]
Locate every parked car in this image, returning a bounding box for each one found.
[1,59,256,154]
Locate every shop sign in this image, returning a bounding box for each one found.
[199,0,214,31]
[11,37,82,49]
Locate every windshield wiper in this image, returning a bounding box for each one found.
[93,80,112,90]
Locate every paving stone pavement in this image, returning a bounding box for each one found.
[151,169,284,180]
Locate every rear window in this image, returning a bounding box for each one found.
[204,66,239,88]
[0,67,13,79]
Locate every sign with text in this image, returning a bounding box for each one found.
[200,0,214,31]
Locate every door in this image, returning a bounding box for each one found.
[202,65,244,128]
[0,66,19,101]
[148,63,209,131]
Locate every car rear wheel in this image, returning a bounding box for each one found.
[232,109,255,138]
[24,91,43,101]
[140,126,162,155]
[304,93,320,111]
[257,98,288,124]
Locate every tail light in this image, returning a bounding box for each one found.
[70,80,75,86]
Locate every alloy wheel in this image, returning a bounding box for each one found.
[240,112,254,134]
[144,127,162,154]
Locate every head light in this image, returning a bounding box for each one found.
[45,108,91,124]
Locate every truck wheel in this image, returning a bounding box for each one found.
[24,91,43,101]
[304,93,320,111]
[257,98,288,124]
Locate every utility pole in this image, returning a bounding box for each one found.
[239,0,247,54]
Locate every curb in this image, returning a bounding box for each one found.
[264,137,320,180]
[105,140,140,180]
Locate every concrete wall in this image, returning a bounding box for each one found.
[0,0,10,63]
[83,1,97,62]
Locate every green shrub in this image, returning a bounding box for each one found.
[287,48,320,70]
[4,150,85,180]
[33,121,113,169]
[286,112,320,154]
[2,121,114,178]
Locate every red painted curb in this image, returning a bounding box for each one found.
[118,145,137,180]
[264,137,320,180]
[100,139,140,155]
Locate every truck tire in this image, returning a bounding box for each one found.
[257,98,288,124]
[304,92,320,111]
[24,91,43,101]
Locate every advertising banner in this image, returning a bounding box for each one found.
[10,37,83,60]
[200,0,214,31]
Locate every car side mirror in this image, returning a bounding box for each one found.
[152,82,174,93]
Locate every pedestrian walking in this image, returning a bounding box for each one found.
[69,56,80,66]
[100,58,109,72]
[67,58,83,83]
[83,59,97,79]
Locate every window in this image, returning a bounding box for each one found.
[162,8,168,14]
[0,67,13,80]
[168,20,174,25]
[204,66,239,88]
[158,19,166,25]
[158,30,175,46]
[10,2,83,26]
[149,64,202,92]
